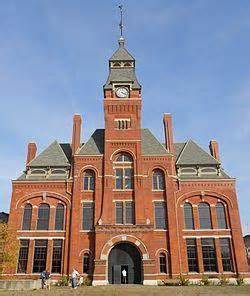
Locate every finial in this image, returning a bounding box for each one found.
[118,5,123,37]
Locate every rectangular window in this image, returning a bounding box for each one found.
[201,238,217,272]
[33,240,47,273]
[125,168,133,189]
[115,169,123,189]
[125,202,134,224]
[17,240,29,273]
[116,202,123,224]
[220,238,233,272]
[186,238,199,272]
[82,203,94,230]
[154,202,167,229]
[52,239,63,274]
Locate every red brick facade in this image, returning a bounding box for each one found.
[6,38,249,285]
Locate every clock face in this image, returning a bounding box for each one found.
[115,87,129,98]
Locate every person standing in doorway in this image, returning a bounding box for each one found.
[122,268,127,284]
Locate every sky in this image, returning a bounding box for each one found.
[0,0,249,234]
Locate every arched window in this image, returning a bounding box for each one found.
[22,204,32,230]
[83,253,90,274]
[159,253,167,273]
[55,204,65,230]
[198,202,212,229]
[183,203,194,229]
[83,170,95,191]
[115,153,133,162]
[216,202,227,229]
[37,203,50,230]
[114,153,133,190]
[152,169,165,190]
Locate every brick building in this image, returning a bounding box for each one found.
[7,36,249,285]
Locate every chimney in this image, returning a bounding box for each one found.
[26,142,37,166]
[71,114,82,155]
[209,140,220,162]
[163,113,175,154]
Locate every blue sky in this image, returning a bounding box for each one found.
[0,0,249,234]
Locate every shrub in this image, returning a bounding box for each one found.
[80,276,92,286]
[200,274,209,286]
[219,274,229,286]
[178,274,190,286]
[56,275,69,286]
[236,276,244,286]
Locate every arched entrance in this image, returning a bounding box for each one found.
[108,242,142,284]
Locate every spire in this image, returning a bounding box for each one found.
[118,5,124,38]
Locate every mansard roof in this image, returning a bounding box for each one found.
[104,68,141,90]
[28,140,71,167]
[176,139,219,166]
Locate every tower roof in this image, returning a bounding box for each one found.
[109,37,135,61]
[104,38,141,90]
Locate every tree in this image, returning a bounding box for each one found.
[0,223,19,275]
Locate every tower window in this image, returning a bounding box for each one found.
[114,153,134,190]
[82,203,94,230]
[154,202,167,229]
[115,201,135,225]
[115,119,131,130]
[152,169,165,190]
[83,170,95,191]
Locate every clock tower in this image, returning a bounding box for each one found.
[103,36,142,141]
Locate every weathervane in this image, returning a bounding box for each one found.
[118,5,123,37]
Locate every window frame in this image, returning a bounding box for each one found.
[159,252,167,274]
[83,253,90,274]
[154,202,167,230]
[216,202,228,229]
[22,204,32,230]
[37,203,50,230]
[17,239,29,274]
[220,238,233,272]
[201,238,218,272]
[183,203,194,230]
[51,239,63,274]
[115,201,135,225]
[82,202,94,231]
[83,170,95,191]
[198,202,212,229]
[152,169,165,191]
[32,239,48,273]
[186,238,199,273]
[55,204,65,231]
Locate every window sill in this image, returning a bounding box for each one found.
[154,229,168,232]
[113,189,134,192]
[17,230,66,232]
[80,230,94,233]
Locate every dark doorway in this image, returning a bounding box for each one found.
[108,242,142,284]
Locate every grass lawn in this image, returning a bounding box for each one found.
[0,285,250,296]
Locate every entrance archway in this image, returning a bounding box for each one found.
[108,242,142,284]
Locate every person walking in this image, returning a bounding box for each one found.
[71,268,80,289]
[40,270,47,289]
